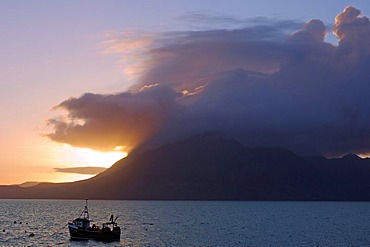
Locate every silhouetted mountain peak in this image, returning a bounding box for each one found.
[341,153,362,161]
[154,131,251,162]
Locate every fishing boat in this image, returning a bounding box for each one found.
[68,199,121,242]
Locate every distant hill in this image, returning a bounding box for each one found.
[1,132,370,200]
[17,181,41,187]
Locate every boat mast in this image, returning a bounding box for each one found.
[79,198,90,219]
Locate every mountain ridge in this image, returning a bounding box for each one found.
[1,132,370,200]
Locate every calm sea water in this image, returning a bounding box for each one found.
[0,200,369,246]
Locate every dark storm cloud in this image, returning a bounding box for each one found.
[133,18,302,92]
[47,6,370,157]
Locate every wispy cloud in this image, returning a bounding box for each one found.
[176,11,302,31]
[54,166,107,175]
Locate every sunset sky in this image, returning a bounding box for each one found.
[1,0,370,185]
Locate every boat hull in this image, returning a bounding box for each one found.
[68,224,120,242]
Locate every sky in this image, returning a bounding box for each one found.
[1,0,370,185]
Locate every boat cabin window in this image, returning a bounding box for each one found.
[75,219,90,229]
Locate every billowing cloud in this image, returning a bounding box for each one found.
[333,6,370,55]
[54,166,106,175]
[289,19,327,43]
[47,85,181,152]
[47,6,370,157]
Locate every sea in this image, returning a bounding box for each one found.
[0,200,369,246]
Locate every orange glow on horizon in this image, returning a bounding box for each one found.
[46,144,128,183]
[56,145,127,168]
[0,136,129,185]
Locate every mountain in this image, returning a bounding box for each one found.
[1,132,370,200]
